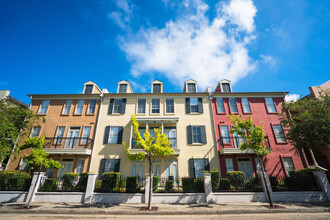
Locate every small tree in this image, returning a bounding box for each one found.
[123,115,174,209]
[228,114,274,207]
[20,136,61,172]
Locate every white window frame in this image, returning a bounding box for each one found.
[19,158,27,171]
[241,98,251,113]
[81,126,91,144]
[165,98,174,114]
[75,158,85,174]
[216,98,225,113]
[229,98,238,113]
[273,125,286,143]
[55,126,65,144]
[283,157,295,176]
[187,83,196,93]
[220,126,230,144]
[152,84,162,93]
[39,100,50,114]
[75,100,84,114]
[88,99,97,114]
[221,83,231,92]
[31,126,41,137]
[265,98,277,113]
[108,126,120,144]
[192,126,201,143]
[137,99,146,114]
[118,84,127,93]
[112,99,122,114]
[225,158,234,172]
[190,98,199,113]
[151,99,160,114]
[62,100,72,115]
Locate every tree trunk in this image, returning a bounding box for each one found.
[258,156,274,207]
[147,156,152,210]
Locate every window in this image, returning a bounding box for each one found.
[109,127,119,144]
[119,84,127,93]
[222,83,231,92]
[46,167,54,178]
[132,162,144,179]
[39,100,50,114]
[187,126,207,144]
[187,83,196,93]
[108,99,126,114]
[137,99,146,114]
[220,126,230,144]
[19,158,27,171]
[186,98,203,113]
[255,158,262,173]
[225,158,234,172]
[153,84,161,93]
[31,126,41,137]
[55,126,65,144]
[231,125,243,148]
[75,100,84,114]
[166,98,174,113]
[88,99,97,114]
[84,85,93,94]
[273,125,286,143]
[151,99,160,114]
[265,98,276,113]
[81,126,91,144]
[76,159,85,174]
[164,159,178,179]
[190,98,198,113]
[103,126,123,144]
[241,98,251,113]
[216,98,225,113]
[283,157,295,176]
[98,159,120,177]
[229,98,238,113]
[62,100,72,114]
[189,158,209,178]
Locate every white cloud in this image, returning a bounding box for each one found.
[108,0,133,30]
[285,94,300,102]
[260,54,276,66]
[118,0,257,90]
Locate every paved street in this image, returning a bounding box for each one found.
[1,213,330,220]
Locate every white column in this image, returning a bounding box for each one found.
[25,172,45,203]
[313,171,330,201]
[161,121,164,133]
[84,173,98,204]
[203,172,214,203]
[129,122,133,148]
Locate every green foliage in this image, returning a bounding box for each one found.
[39,178,58,192]
[62,173,79,191]
[269,176,278,189]
[0,170,32,191]
[219,178,231,190]
[244,178,261,192]
[194,177,204,192]
[289,168,321,177]
[101,172,120,192]
[0,99,43,166]
[126,176,139,193]
[21,136,62,172]
[284,168,319,191]
[119,177,126,189]
[204,170,220,190]
[165,180,174,192]
[76,172,89,191]
[182,177,195,192]
[152,176,159,191]
[279,95,330,151]
[226,171,245,187]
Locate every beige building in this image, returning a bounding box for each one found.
[89,80,220,179]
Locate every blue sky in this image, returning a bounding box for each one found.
[0,0,329,104]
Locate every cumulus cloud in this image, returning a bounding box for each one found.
[108,0,133,30]
[285,94,300,102]
[117,0,258,90]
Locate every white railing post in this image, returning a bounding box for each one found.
[84,173,98,204]
[313,171,330,201]
[25,172,45,204]
[258,172,273,202]
[203,172,214,203]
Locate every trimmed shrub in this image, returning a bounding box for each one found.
[40,178,58,192]
[226,171,245,187]
[204,171,220,190]
[182,177,195,192]
[194,177,204,192]
[244,178,261,191]
[126,176,139,193]
[62,173,79,191]
[0,170,32,191]
[101,172,120,192]
[165,180,174,192]
[286,168,319,191]
[152,176,159,191]
[76,172,89,191]
[119,177,126,190]
[269,176,278,190]
[219,178,231,190]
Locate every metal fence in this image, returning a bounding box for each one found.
[95,176,145,193]
[213,176,263,192]
[153,177,204,193]
[270,175,320,192]
[0,175,32,191]
[38,176,87,192]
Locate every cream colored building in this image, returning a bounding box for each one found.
[89,80,220,179]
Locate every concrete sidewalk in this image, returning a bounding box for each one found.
[0,202,329,215]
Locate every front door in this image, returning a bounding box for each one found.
[58,159,74,178]
[65,127,80,148]
[238,158,253,178]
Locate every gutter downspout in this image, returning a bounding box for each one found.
[87,93,103,172]
[209,93,221,176]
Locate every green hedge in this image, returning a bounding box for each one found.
[219,178,231,190]
[165,180,174,192]
[126,176,139,193]
[194,177,204,192]
[226,171,245,187]
[39,178,58,192]
[182,177,195,192]
[244,177,261,191]
[62,173,79,191]
[204,171,220,190]
[76,172,89,191]
[269,176,278,189]
[153,176,159,191]
[101,172,120,192]
[0,171,32,191]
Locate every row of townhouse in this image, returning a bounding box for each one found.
[6,79,306,179]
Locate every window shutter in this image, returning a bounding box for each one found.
[200,126,207,144]
[117,126,123,144]
[198,98,203,113]
[98,159,106,178]
[121,99,126,114]
[114,159,120,172]
[187,126,192,144]
[204,158,210,171]
[103,126,110,144]
[189,159,196,178]
[185,98,190,113]
[108,99,114,114]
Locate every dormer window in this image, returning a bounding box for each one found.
[187,83,196,93]
[153,84,161,93]
[84,85,93,94]
[221,83,231,92]
[119,84,127,93]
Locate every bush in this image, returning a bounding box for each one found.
[119,177,126,190]
[62,173,79,191]
[226,171,245,187]
[204,171,220,190]
[182,177,195,192]
[76,173,89,191]
[285,168,319,191]
[152,176,159,191]
[269,176,278,189]
[194,177,204,192]
[40,178,58,192]
[165,180,174,192]
[101,172,120,192]
[126,176,139,193]
[244,178,261,191]
[0,170,32,191]
[219,178,231,190]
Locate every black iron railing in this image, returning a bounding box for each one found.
[213,176,263,192]
[131,137,177,149]
[44,137,93,149]
[270,175,320,192]
[94,176,145,193]
[38,175,87,192]
[219,136,271,149]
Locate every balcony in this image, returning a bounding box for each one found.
[219,136,271,155]
[44,137,93,155]
[130,137,180,155]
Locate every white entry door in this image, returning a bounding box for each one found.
[238,158,253,178]
[65,127,80,148]
[58,159,74,178]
